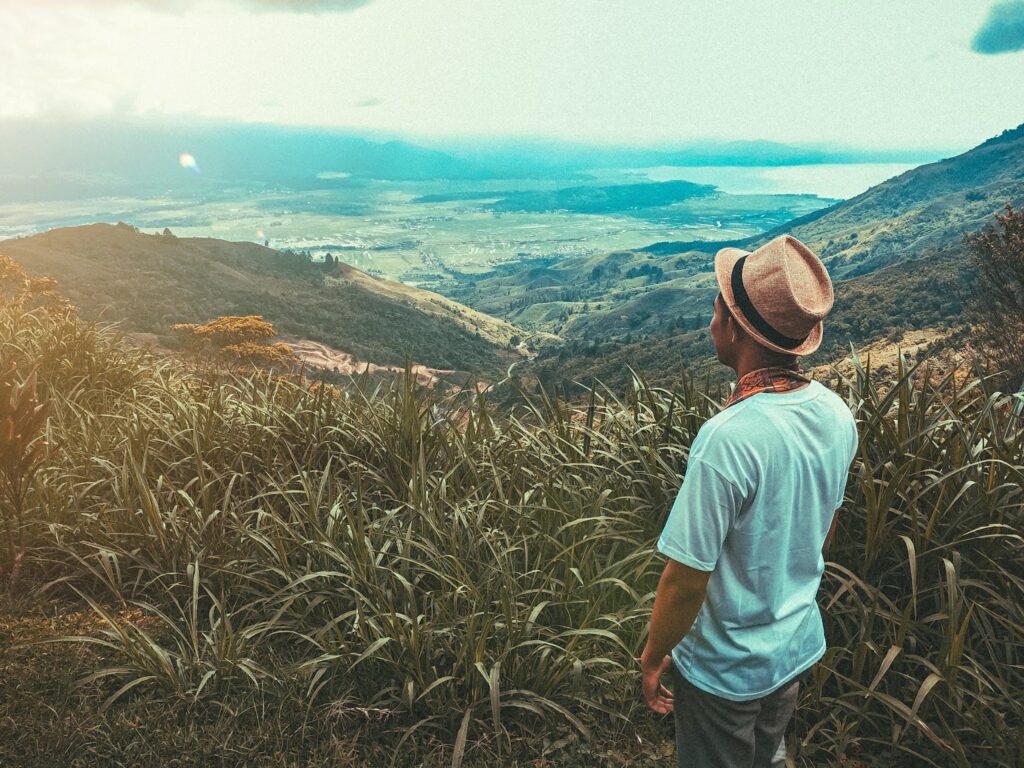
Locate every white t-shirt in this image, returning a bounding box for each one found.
[658,380,858,701]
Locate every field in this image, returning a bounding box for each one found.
[0,174,834,289]
[0,304,1021,767]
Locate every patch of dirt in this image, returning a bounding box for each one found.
[286,338,458,388]
[125,332,166,352]
[813,326,975,383]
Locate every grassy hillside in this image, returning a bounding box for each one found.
[0,223,531,376]
[775,124,1024,279]
[524,246,965,394]
[645,122,1024,279]
[445,123,1024,389]
[450,248,718,338]
[444,189,832,339]
[2,305,1021,767]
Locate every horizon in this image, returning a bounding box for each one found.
[0,112,967,160]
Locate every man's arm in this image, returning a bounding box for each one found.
[639,558,711,714]
[823,509,839,558]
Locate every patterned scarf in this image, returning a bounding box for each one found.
[724,366,811,409]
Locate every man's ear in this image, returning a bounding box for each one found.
[726,314,739,343]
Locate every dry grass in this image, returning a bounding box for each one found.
[0,304,1021,767]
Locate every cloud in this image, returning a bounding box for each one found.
[354,97,383,108]
[28,0,371,12]
[972,0,1024,54]
[238,0,370,11]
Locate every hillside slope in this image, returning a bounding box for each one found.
[0,223,529,375]
[451,124,1023,372]
[645,123,1024,277]
[523,245,964,393]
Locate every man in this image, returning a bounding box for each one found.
[639,235,859,768]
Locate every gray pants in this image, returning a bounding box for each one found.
[671,664,798,768]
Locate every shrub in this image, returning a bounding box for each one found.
[964,204,1024,388]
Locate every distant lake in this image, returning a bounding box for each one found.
[626,163,919,200]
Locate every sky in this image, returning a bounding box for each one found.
[2,0,1024,152]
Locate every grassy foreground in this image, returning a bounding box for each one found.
[0,305,1022,767]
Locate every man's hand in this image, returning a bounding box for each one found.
[640,559,710,715]
[640,652,675,714]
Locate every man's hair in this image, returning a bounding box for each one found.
[716,292,731,318]
[716,293,801,369]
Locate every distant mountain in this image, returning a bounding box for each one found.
[0,118,947,205]
[430,137,947,176]
[0,223,529,376]
[645,123,1024,279]
[0,120,492,203]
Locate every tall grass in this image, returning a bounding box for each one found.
[5,304,1022,766]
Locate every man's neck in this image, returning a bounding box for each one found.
[731,350,801,381]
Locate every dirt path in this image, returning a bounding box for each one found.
[285,338,457,388]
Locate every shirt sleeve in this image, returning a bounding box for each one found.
[657,457,744,572]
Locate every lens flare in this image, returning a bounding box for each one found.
[256,229,265,240]
[178,153,200,173]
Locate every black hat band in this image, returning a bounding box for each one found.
[730,255,809,350]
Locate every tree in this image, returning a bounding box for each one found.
[965,204,1024,387]
[0,254,71,315]
[171,315,297,372]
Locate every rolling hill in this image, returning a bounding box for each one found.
[0,223,532,377]
[449,123,1024,391]
[523,245,965,393]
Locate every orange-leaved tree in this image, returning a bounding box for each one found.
[0,254,71,315]
[171,315,298,372]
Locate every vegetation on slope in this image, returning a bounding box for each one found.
[523,244,965,395]
[645,122,1024,280]
[443,124,1024,387]
[962,203,1024,389]
[1,305,1021,767]
[415,180,716,214]
[0,223,526,376]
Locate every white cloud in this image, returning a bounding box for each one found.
[0,7,135,119]
[240,0,369,10]
[23,0,370,11]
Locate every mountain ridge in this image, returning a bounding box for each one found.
[0,223,532,378]
[642,121,1024,278]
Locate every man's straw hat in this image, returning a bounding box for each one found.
[714,234,833,356]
